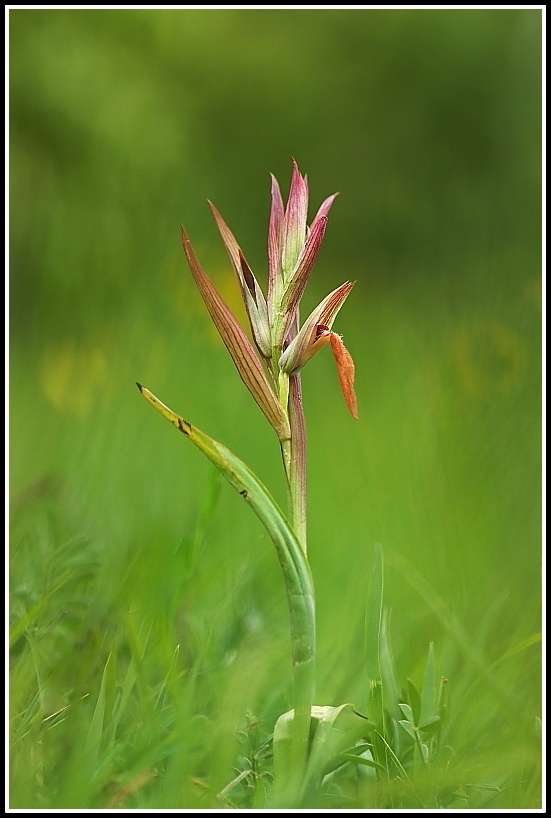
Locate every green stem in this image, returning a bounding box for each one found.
[277,369,307,556]
[288,373,307,554]
[278,367,290,411]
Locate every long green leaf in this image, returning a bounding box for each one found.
[137,383,314,774]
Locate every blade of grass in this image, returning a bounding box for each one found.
[83,653,111,771]
[379,608,401,721]
[391,550,532,736]
[365,543,384,686]
[419,642,436,728]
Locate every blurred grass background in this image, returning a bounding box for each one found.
[9,8,541,809]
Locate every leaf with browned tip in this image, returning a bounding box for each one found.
[180,225,290,441]
[208,202,271,357]
[137,382,314,773]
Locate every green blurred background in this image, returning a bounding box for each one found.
[10,8,541,808]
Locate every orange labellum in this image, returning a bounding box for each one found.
[329,333,358,419]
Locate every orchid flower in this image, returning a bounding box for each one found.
[279,281,358,419]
